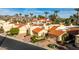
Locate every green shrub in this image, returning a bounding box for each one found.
[48,44,57,48]
[7,28,19,36]
[31,36,36,43]
[54,19,61,24]
[31,35,44,43]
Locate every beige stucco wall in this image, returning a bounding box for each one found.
[19,25,27,34]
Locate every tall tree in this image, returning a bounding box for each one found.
[74,8,79,25]
[49,15,54,21]
[33,15,37,18]
[25,14,29,17]
[24,14,29,22]
[74,8,79,19]
[15,13,19,22]
[30,13,33,18]
[38,15,45,19]
[49,10,59,21]
[19,13,22,16]
[18,13,22,21]
[44,12,49,18]
[15,13,19,17]
[54,10,59,16]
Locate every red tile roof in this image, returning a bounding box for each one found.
[48,26,58,31]
[32,18,51,22]
[32,27,43,33]
[32,18,38,22]
[48,30,65,37]
[39,18,49,22]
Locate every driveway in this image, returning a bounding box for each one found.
[16,33,31,42]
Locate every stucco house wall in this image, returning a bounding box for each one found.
[19,25,27,34]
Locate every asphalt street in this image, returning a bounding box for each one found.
[0,35,46,50]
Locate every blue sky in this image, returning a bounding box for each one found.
[0,8,76,18]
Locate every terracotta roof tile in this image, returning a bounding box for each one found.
[32,18,38,22]
[48,26,58,31]
[48,30,65,37]
[32,27,43,33]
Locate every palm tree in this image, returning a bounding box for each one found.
[74,8,79,25]
[19,13,23,22]
[14,13,19,23]
[25,14,29,17]
[19,13,22,16]
[44,12,49,18]
[15,13,19,17]
[74,8,79,19]
[30,13,33,19]
[24,14,29,22]
[49,10,59,21]
[49,15,54,21]
[54,10,59,16]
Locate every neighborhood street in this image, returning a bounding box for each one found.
[0,35,46,50]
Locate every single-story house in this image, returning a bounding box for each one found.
[32,27,47,36]
[48,30,66,41]
[48,26,67,41]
